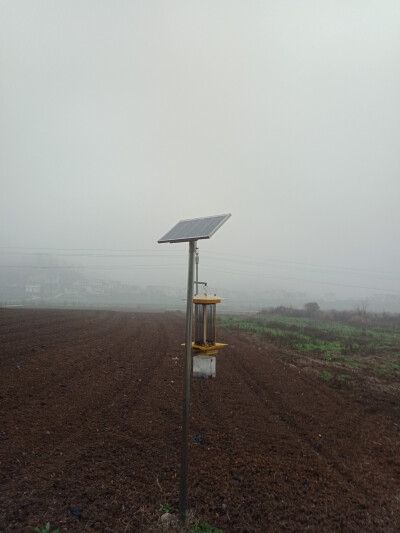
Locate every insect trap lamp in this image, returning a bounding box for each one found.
[192,293,227,378]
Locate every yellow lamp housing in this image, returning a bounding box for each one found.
[192,295,227,353]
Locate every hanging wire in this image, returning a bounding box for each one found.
[206,283,219,297]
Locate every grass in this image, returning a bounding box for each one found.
[33,524,60,533]
[320,370,333,382]
[218,315,400,354]
[337,374,352,382]
[159,503,171,513]
[192,524,224,533]
[218,312,400,381]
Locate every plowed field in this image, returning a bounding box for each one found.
[1,309,400,532]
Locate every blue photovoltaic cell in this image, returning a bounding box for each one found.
[158,214,231,243]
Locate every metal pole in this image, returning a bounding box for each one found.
[179,239,196,524]
[195,245,199,295]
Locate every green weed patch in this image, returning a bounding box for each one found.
[320,370,333,382]
[218,313,400,383]
[218,315,400,357]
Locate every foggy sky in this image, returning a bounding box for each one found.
[1,1,399,300]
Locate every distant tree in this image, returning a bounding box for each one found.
[304,302,320,315]
[356,301,368,316]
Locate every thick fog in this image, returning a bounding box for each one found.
[1,1,399,306]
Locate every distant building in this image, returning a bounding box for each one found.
[25,274,61,297]
[25,283,41,295]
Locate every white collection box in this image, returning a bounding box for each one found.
[193,355,216,379]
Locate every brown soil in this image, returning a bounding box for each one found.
[1,309,400,532]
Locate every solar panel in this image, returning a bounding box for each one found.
[158,214,231,243]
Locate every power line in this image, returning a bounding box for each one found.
[203,251,399,277]
[203,266,400,294]
[201,256,400,282]
[1,246,397,278]
[0,265,185,270]
[1,247,399,294]
[0,246,183,253]
[0,252,185,258]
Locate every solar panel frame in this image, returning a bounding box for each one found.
[158,214,231,243]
